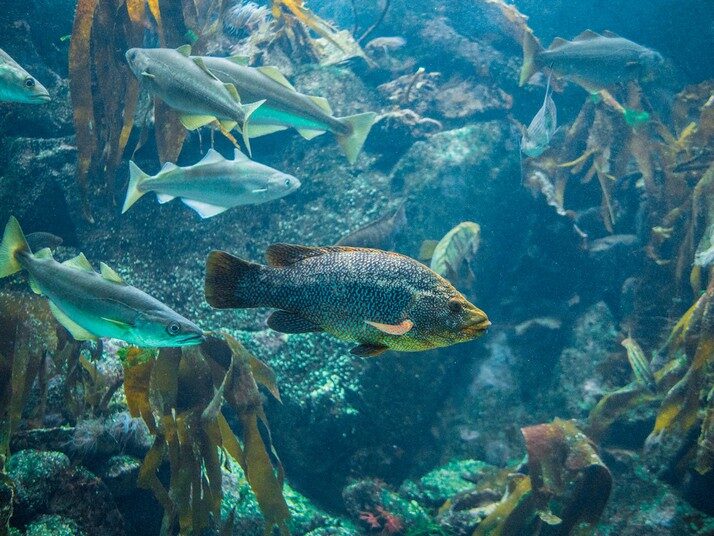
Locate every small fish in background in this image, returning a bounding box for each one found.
[124,46,264,153]
[0,48,50,104]
[122,148,300,219]
[0,217,203,347]
[197,55,377,164]
[621,336,657,392]
[26,232,63,252]
[365,36,407,58]
[421,222,481,284]
[520,30,665,93]
[335,203,407,250]
[204,244,490,357]
[521,75,557,158]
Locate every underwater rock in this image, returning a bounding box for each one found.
[556,301,619,417]
[435,78,513,120]
[97,455,141,499]
[6,449,69,524]
[25,514,85,536]
[364,109,442,169]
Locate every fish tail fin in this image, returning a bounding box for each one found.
[337,112,377,165]
[240,100,266,157]
[519,30,543,86]
[205,250,264,309]
[122,161,149,213]
[0,216,30,278]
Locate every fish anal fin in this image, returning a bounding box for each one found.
[297,128,326,140]
[180,114,217,131]
[63,253,94,272]
[156,193,175,204]
[574,29,601,41]
[267,310,323,333]
[100,262,125,284]
[245,123,288,138]
[182,199,229,219]
[366,319,414,336]
[548,37,570,49]
[351,343,389,358]
[308,95,332,115]
[265,244,329,267]
[49,302,97,341]
[257,66,295,90]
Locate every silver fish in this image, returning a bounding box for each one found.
[0,48,50,104]
[124,46,263,153]
[197,55,376,164]
[520,30,664,92]
[122,148,301,219]
[521,76,557,158]
[0,217,203,347]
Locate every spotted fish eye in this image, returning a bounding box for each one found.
[167,322,181,335]
[24,77,35,88]
[448,298,463,314]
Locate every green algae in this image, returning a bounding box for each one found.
[25,514,85,536]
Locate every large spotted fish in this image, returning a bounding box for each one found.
[205,244,490,357]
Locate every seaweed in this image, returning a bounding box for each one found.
[122,333,289,535]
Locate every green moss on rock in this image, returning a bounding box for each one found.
[25,514,85,536]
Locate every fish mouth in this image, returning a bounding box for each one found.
[461,315,491,338]
[31,92,51,103]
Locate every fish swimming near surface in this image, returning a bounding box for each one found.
[0,217,203,347]
[196,55,376,164]
[521,75,557,158]
[0,48,50,103]
[335,203,407,250]
[122,148,301,218]
[124,46,264,153]
[520,30,665,92]
[204,244,490,356]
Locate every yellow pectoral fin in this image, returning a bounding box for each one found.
[365,319,414,336]
[49,302,98,341]
[100,317,133,329]
[180,114,217,131]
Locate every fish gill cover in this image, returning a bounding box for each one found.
[0,0,713,535]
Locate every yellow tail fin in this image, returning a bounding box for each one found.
[519,31,544,86]
[337,112,377,165]
[0,216,30,278]
[122,161,150,214]
[239,100,266,157]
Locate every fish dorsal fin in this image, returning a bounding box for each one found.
[223,82,241,103]
[49,302,97,341]
[602,30,620,38]
[99,262,125,284]
[308,95,333,115]
[63,253,94,272]
[200,148,225,164]
[265,244,330,266]
[161,162,178,172]
[34,247,54,260]
[233,148,250,161]
[257,66,295,90]
[549,37,570,49]
[574,29,601,41]
[193,57,220,80]
[228,54,250,65]
[176,44,192,57]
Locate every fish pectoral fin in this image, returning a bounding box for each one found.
[63,253,94,272]
[28,276,42,295]
[252,188,268,194]
[351,343,390,358]
[256,66,295,90]
[100,316,132,328]
[625,61,640,70]
[49,302,98,341]
[181,199,229,219]
[365,319,414,336]
[99,262,125,284]
[267,310,323,334]
[180,114,217,131]
[156,193,175,204]
[245,123,288,138]
[296,128,327,140]
[140,71,155,80]
[307,95,333,115]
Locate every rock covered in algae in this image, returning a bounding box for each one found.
[25,515,85,536]
[6,450,69,522]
